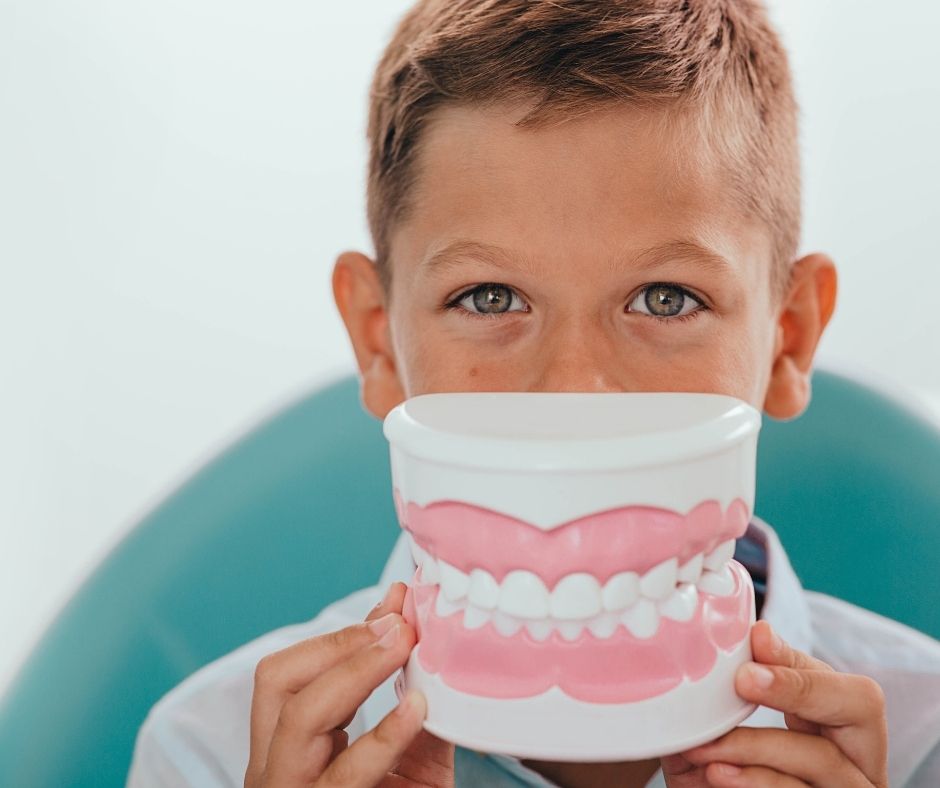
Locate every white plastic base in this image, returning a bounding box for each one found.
[398,636,757,761]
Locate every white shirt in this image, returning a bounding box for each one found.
[127,518,940,787]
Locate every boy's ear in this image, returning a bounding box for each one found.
[332,251,406,420]
[763,252,838,420]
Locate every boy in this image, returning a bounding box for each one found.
[128,1,940,785]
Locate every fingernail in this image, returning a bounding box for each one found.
[715,763,741,776]
[369,613,396,638]
[746,663,774,689]
[377,622,400,649]
[395,689,424,717]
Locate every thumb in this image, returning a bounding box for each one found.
[392,728,455,787]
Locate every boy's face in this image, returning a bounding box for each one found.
[334,102,836,420]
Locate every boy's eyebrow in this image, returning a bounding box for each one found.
[420,238,735,278]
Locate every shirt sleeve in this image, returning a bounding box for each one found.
[126,705,238,788]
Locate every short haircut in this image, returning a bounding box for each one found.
[366,0,800,302]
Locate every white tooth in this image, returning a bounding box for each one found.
[658,583,699,622]
[498,570,549,619]
[524,620,552,642]
[550,573,602,619]
[468,569,499,610]
[699,565,735,596]
[602,571,640,611]
[408,536,428,568]
[438,560,470,601]
[422,556,441,585]
[640,558,678,600]
[704,539,736,571]
[677,553,704,584]
[587,612,620,639]
[463,604,491,629]
[434,589,462,618]
[491,610,523,637]
[557,620,585,641]
[621,598,660,639]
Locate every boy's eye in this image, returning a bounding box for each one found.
[449,283,528,317]
[627,284,704,319]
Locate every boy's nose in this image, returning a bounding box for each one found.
[526,321,623,394]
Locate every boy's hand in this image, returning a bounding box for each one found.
[244,582,455,788]
[661,620,888,787]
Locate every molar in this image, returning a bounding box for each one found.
[699,565,735,596]
[421,555,441,585]
[704,538,736,571]
[409,537,429,569]
[434,588,462,618]
[658,582,698,622]
[677,553,704,584]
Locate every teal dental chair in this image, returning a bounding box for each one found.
[1,368,938,787]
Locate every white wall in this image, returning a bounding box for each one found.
[2,0,939,697]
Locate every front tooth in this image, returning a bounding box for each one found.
[468,569,499,610]
[658,583,699,622]
[550,573,602,619]
[524,620,552,642]
[421,556,441,585]
[704,539,736,571]
[677,553,704,584]
[640,558,678,600]
[621,598,660,639]
[439,560,470,601]
[499,570,549,618]
[602,571,639,611]
[699,565,735,596]
[491,610,523,637]
[463,604,491,629]
[434,589,462,618]
[587,612,620,639]
[557,621,585,641]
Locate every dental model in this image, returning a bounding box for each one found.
[383,392,761,760]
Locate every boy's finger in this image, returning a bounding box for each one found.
[683,726,869,787]
[734,662,887,780]
[364,582,408,623]
[392,728,455,785]
[262,622,417,784]
[248,614,406,782]
[314,690,428,788]
[750,621,833,672]
[703,762,809,788]
[736,662,884,727]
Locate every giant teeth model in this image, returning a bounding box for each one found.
[383,391,761,761]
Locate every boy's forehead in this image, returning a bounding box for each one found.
[390,101,771,293]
